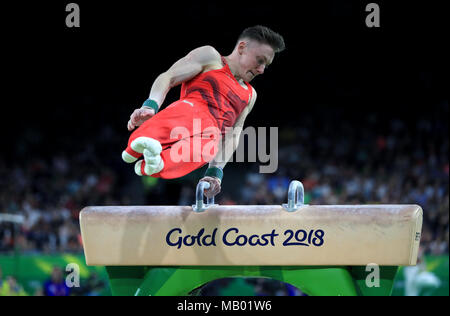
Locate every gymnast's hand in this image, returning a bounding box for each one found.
[127,107,155,131]
[200,176,222,199]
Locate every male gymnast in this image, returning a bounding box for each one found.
[122,25,285,198]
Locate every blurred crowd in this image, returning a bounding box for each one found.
[0,101,448,295]
[0,155,120,254]
[0,265,105,296]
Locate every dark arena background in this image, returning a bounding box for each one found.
[0,0,448,297]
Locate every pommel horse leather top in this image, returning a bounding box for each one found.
[79,181,423,267]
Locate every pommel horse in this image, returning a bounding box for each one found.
[79,180,422,296]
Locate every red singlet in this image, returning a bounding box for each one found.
[181,56,253,133]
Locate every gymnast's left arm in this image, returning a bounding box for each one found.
[201,88,257,198]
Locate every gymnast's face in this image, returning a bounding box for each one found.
[237,40,275,82]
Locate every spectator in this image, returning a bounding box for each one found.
[43,266,70,296]
[0,266,3,294]
[0,267,28,296]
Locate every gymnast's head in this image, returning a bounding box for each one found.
[230,25,285,82]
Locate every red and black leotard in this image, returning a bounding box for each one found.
[124,56,253,179]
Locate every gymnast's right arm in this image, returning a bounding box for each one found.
[127,46,221,131]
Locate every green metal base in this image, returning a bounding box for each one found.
[105,265,399,296]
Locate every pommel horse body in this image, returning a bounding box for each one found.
[79,181,423,296]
